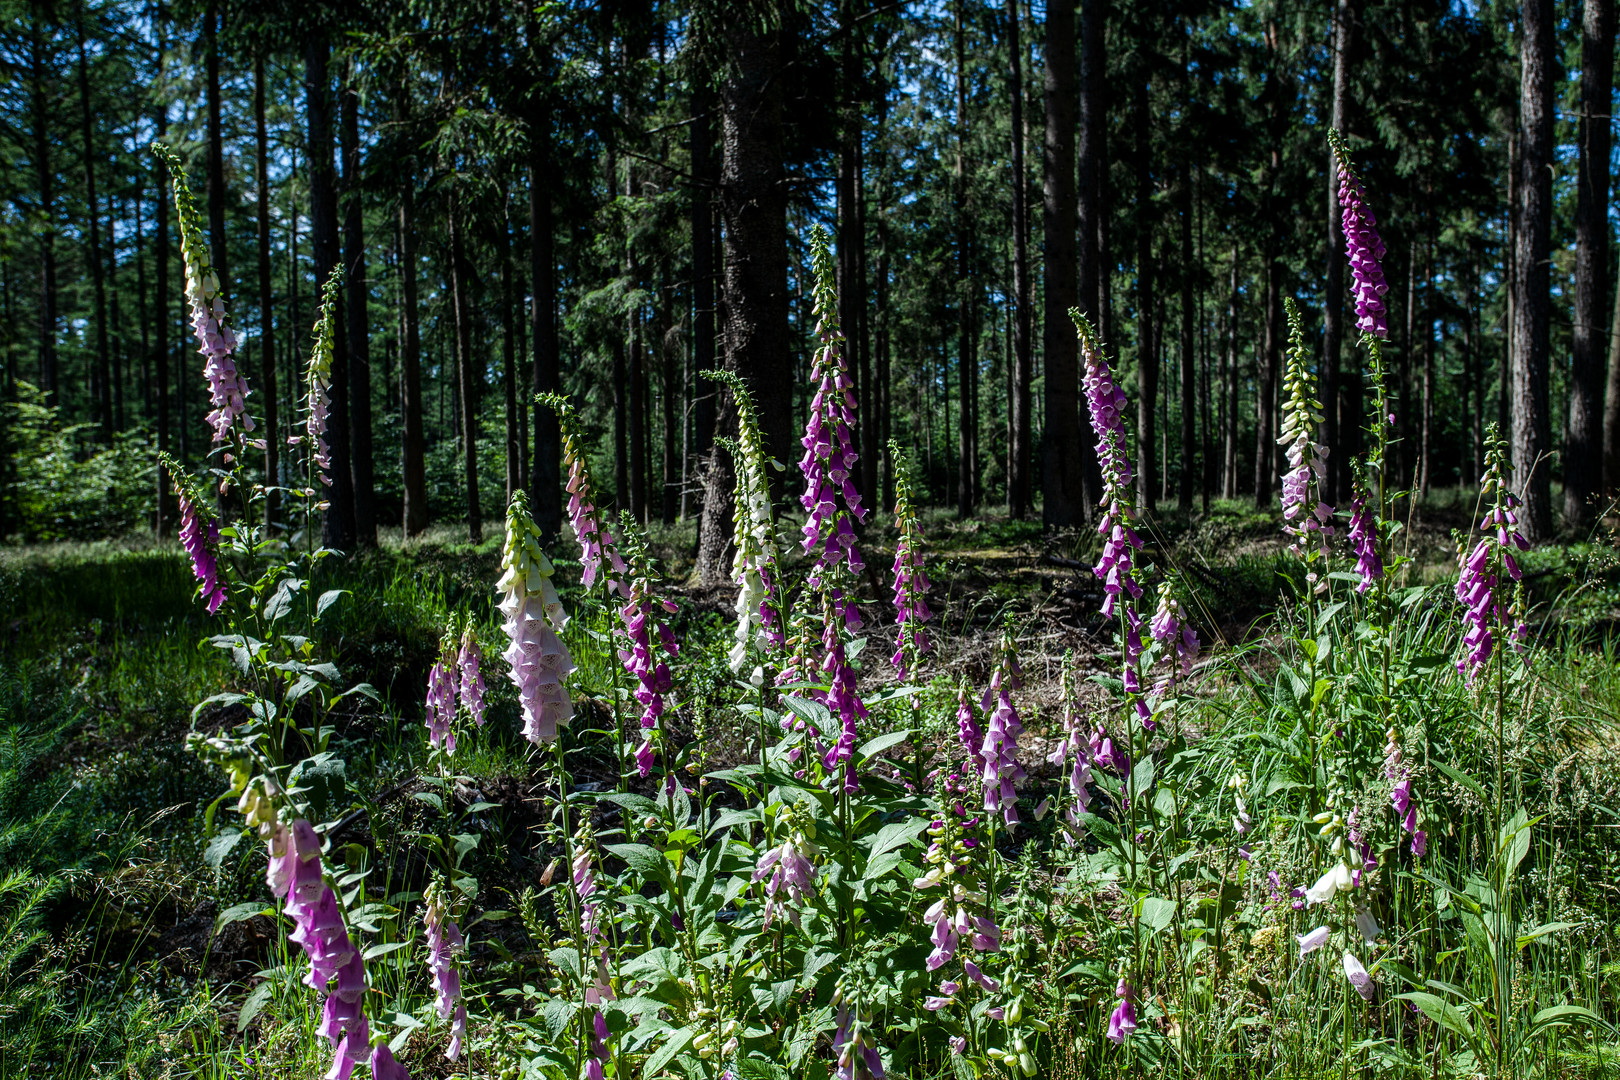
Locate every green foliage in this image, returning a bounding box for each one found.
[4,383,156,542]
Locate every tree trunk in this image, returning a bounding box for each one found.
[154,89,171,533]
[30,10,59,409]
[954,0,974,518]
[1073,0,1103,518]
[689,81,717,523]
[698,15,792,583]
[838,0,871,509]
[1221,249,1237,500]
[254,55,278,529]
[1253,256,1279,508]
[1512,0,1554,539]
[307,35,353,551]
[1323,0,1355,504]
[1178,163,1195,513]
[1419,238,1434,497]
[1573,0,1613,518]
[1006,0,1033,519]
[399,177,427,537]
[205,0,227,306]
[341,62,375,547]
[77,6,111,439]
[501,206,520,506]
[629,309,648,522]
[661,287,679,525]
[1040,0,1082,528]
[527,51,561,542]
[1134,75,1156,514]
[449,194,481,543]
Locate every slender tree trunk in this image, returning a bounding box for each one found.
[1178,164,1195,513]
[1513,0,1554,538]
[399,177,427,536]
[154,90,171,533]
[1221,249,1237,500]
[698,15,792,583]
[1419,238,1434,497]
[449,194,481,543]
[690,82,717,523]
[1573,0,1613,516]
[954,0,973,518]
[1606,240,1620,494]
[1007,0,1033,519]
[1073,0,1104,518]
[1323,0,1355,504]
[1134,75,1157,514]
[307,35,353,550]
[527,48,561,542]
[77,6,111,439]
[30,10,59,409]
[205,0,227,304]
[254,55,278,528]
[629,309,648,522]
[501,204,520,506]
[838,0,871,509]
[341,62,375,547]
[1041,0,1083,527]
[1253,256,1279,507]
[662,291,679,524]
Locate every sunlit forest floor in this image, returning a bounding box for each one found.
[7,491,1620,1077]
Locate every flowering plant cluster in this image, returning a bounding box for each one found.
[707,369,784,673]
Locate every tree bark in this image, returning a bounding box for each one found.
[527,43,561,542]
[449,193,481,543]
[501,205,521,506]
[1040,0,1083,528]
[30,8,59,409]
[629,309,648,522]
[1512,0,1554,539]
[307,34,353,551]
[204,0,227,308]
[697,14,792,583]
[1573,0,1613,519]
[1322,0,1355,504]
[340,62,375,547]
[1134,74,1157,514]
[154,86,171,533]
[954,0,974,518]
[254,54,278,529]
[1221,248,1237,500]
[838,0,871,509]
[689,81,717,524]
[1178,163,1195,514]
[76,5,111,439]
[399,183,427,537]
[1253,256,1280,508]
[1007,0,1033,519]
[1073,0,1104,518]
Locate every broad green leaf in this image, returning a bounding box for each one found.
[204,827,246,870]
[215,900,269,931]
[362,941,409,961]
[857,731,911,760]
[1139,897,1177,933]
[236,981,274,1033]
[643,1025,695,1077]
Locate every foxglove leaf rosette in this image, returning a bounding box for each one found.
[152,143,255,448]
[497,491,575,744]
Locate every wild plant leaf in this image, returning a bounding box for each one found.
[203,827,246,870]
[1399,991,1482,1057]
[362,941,409,961]
[856,731,910,760]
[215,900,269,931]
[315,589,347,618]
[642,1025,695,1078]
[235,981,274,1032]
[1516,921,1574,949]
[1139,897,1177,933]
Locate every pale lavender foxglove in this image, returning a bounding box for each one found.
[616,537,680,779]
[978,632,1026,825]
[177,487,227,614]
[424,881,468,1061]
[497,491,575,744]
[458,627,486,728]
[1277,298,1335,573]
[889,444,932,679]
[543,396,628,596]
[1075,315,1143,618]
[1347,493,1382,594]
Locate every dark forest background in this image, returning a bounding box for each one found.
[0,0,1615,571]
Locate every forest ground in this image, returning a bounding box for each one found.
[5,489,1620,1076]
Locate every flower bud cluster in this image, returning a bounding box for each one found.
[423,879,468,1061]
[710,371,783,672]
[978,633,1026,826]
[426,621,460,754]
[888,444,932,680]
[1384,727,1426,857]
[1277,298,1335,575]
[296,267,342,488]
[1329,130,1390,340]
[497,491,575,744]
[753,800,820,928]
[1046,669,1094,845]
[830,977,886,1080]
[987,994,1045,1076]
[616,529,680,779]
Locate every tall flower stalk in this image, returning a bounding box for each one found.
[426,618,460,754]
[161,455,228,615]
[888,442,932,682]
[614,518,680,779]
[1277,297,1334,587]
[497,491,575,745]
[296,267,343,493]
[541,394,628,598]
[706,368,783,673]
[423,878,468,1060]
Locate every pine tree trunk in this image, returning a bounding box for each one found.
[629,310,648,523]
[1419,238,1434,498]
[254,55,278,530]
[1134,75,1157,515]
[1512,0,1554,539]
[205,0,228,304]
[307,35,354,551]
[1073,0,1103,518]
[1040,0,1082,528]
[501,206,520,506]
[954,0,973,519]
[341,64,375,547]
[449,194,481,544]
[1178,163,1195,514]
[527,57,561,541]
[30,13,59,409]
[1253,257,1279,508]
[77,7,112,440]
[661,287,679,525]
[698,15,792,583]
[1322,0,1355,504]
[1007,0,1033,519]
[690,83,717,523]
[1221,250,1237,500]
[1573,0,1613,519]
[154,88,171,533]
[399,179,428,537]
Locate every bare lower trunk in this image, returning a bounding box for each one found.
[341,67,375,547]
[1040,0,1082,528]
[254,56,278,529]
[449,195,481,543]
[1512,0,1554,539]
[1007,0,1033,519]
[399,182,428,537]
[1574,0,1613,517]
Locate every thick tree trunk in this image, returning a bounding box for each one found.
[307,35,353,551]
[501,208,520,505]
[1606,241,1620,494]
[698,16,792,583]
[629,311,648,522]
[1418,238,1434,497]
[1007,0,1033,519]
[254,55,278,529]
[954,0,973,518]
[1221,250,1237,500]
[1323,0,1355,504]
[1253,257,1279,508]
[1573,0,1613,519]
[205,0,227,304]
[1073,0,1103,518]
[449,194,481,543]
[1134,76,1156,514]
[838,0,871,509]
[1040,0,1083,528]
[341,64,375,547]
[77,8,111,439]
[1512,0,1554,539]
[661,292,679,525]
[399,179,427,537]
[527,66,561,542]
